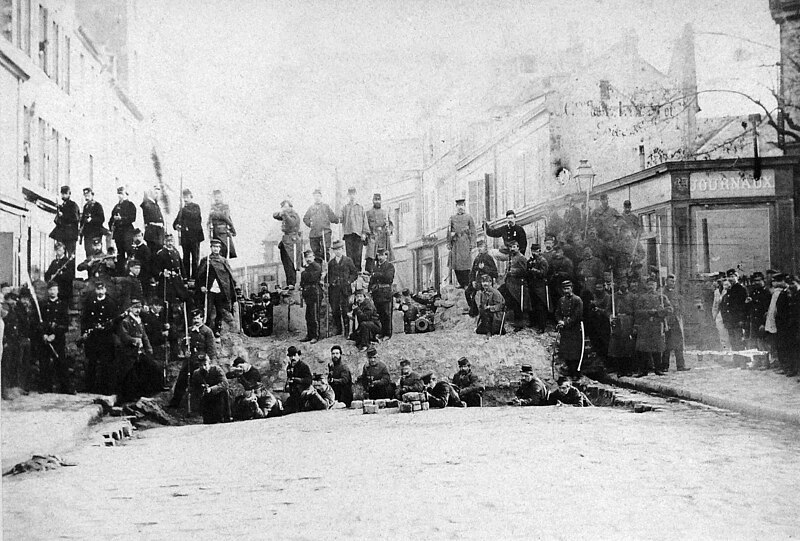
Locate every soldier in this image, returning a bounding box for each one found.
[303,188,339,264]
[130,228,154,293]
[109,186,137,275]
[80,282,118,393]
[661,274,689,373]
[283,345,313,414]
[117,259,144,311]
[590,193,620,241]
[620,200,640,234]
[555,280,584,379]
[547,244,575,310]
[608,278,636,377]
[327,239,358,337]
[509,364,549,406]
[273,199,302,288]
[369,248,395,340]
[299,249,322,344]
[475,274,505,336]
[541,235,556,264]
[465,239,498,317]
[352,288,381,350]
[226,357,282,419]
[633,276,673,377]
[50,186,80,258]
[498,240,530,330]
[746,271,772,357]
[527,243,549,332]
[484,210,527,257]
[328,345,353,407]
[303,374,337,411]
[721,269,748,351]
[167,308,215,409]
[775,275,800,377]
[172,189,204,277]
[196,238,237,338]
[399,288,423,334]
[116,298,163,402]
[44,243,74,304]
[141,187,165,254]
[191,353,231,424]
[154,233,189,304]
[208,189,237,259]
[364,193,392,273]
[78,237,116,305]
[563,194,583,237]
[422,372,465,408]
[38,282,71,393]
[577,246,604,286]
[339,187,369,272]
[448,198,476,288]
[359,345,394,399]
[79,187,108,255]
[451,357,484,407]
[548,376,592,406]
[395,359,425,400]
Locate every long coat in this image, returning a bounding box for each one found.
[504,254,531,312]
[109,199,137,240]
[140,198,165,245]
[527,254,549,305]
[556,293,584,361]
[208,203,236,258]
[173,202,204,243]
[447,212,475,271]
[634,291,672,353]
[50,199,80,243]
[663,286,685,349]
[79,200,108,241]
[365,206,392,259]
[196,255,237,305]
[469,252,498,283]
[475,286,505,334]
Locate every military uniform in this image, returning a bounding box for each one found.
[208,202,237,258]
[196,253,237,335]
[465,252,498,316]
[44,254,75,303]
[549,386,591,406]
[328,254,358,336]
[39,297,70,393]
[634,289,672,376]
[154,245,189,303]
[369,260,395,339]
[427,380,464,408]
[514,376,549,406]
[485,222,527,256]
[81,295,118,393]
[227,365,281,419]
[353,296,381,348]
[339,199,368,271]
[360,359,394,399]
[109,198,137,273]
[448,211,476,288]
[115,311,161,402]
[499,253,531,326]
[661,284,687,372]
[303,202,338,263]
[50,197,80,256]
[130,241,153,292]
[79,199,107,255]
[191,363,231,424]
[395,371,425,400]
[300,260,322,341]
[555,292,584,377]
[475,285,505,335]
[169,321,216,408]
[451,367,484,407]
[173,201,204,277]
[608,289,636,376]
[365,201,392,272]
[141,197,165,254]
[527,252,550,329]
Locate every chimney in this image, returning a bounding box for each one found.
[671,23,699,158]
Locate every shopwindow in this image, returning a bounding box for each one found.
[693,206,770,276]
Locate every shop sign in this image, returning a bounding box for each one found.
[689,170,775,199]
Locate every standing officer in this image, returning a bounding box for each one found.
[299,249,322,343]
[327,239,357,337]
[328,345,353,407]
[555,280,584,379]
[172,189,204,277]
[273,199,302,288]
[208,189,237,259]
[634,276,673,377]
[109,186,137,275]
[80,282,118,393]
[365,193,392,273]
[141,187,165,254]
[303,188,339,263]
[498,239,531,330]
[79,188,107,255]
[50,186,80,258]
[369,248,395,341]
[44,243,74,304]
[196,238,237,338]
[154,233,189,304]
[484,210,527,258]
[465,239,497,317]
[447,197,476,288]
[39,281,71,393]
[167,307,216,409]
[339,187,368,272]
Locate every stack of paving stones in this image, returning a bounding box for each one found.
[690,349,770,370]
[350,398,431,414]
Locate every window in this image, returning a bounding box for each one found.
[64,35,70,93]
[38,4,47,74]
[1,0,11,42]
[22,106,31,180]
[52,20,58,83]
[64,137,70,186]
[20,0,30,54]
[38,117,46,188]
[51,127,59,190]
[468,177,485,222]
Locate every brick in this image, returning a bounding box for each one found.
[362,400,374,407]
[351,400,364,409]
[421,402,430,411]
[399,402,413,413]
[411,401,422,412]
[363,405,379,414]
[375,399,387,409]
[385,399,399,408]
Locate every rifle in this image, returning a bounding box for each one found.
[47,254,75,281]
[203,246,211,326]
[183,302,192,412]
[77,309,128,346]
[163,277,170,388]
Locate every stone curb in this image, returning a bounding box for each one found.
[598,374,800,427]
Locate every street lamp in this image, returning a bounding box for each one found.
[573,159,596,237]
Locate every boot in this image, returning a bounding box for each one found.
[343,321,350,340]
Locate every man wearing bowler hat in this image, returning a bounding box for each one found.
[283,345,313,414]
[303,188,339,264]
[327,239,358,337]
[339,187,369,272]
[448,197,476,288]
[365,193,392,273]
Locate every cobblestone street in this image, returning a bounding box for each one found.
[4,403,800,540]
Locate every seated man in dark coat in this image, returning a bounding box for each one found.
[395,359,425,400]
[327,345,353,406]
[191,354,231,424]
[301,374,336,411]
[352,289,381,350]
[227,357,282,420]
[115,298,162,402]
[359,346,394,399]
[509,364,549,406]
[423,372,465,408]
[548,376,592,407]
[451,357,484,407]
[283,345,313,414]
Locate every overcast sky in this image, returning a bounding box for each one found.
[137,0,779,266]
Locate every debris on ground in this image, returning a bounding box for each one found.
[4,455,77,476]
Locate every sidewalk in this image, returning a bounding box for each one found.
[1,392,112,472]
[600,352,800,426]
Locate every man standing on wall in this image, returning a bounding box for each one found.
[303,188,339,264]
[327,239,357,337]
[273,199,302,288]
[79,188,107,255]
[172,189,204,278]
[109,186,137,275]
[50,186,81,259]
[365,193,392,273]
[369,249,395,341]
[339,187,369,272]
[448,197,476,289]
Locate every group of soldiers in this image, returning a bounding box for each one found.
[274,188,396,349]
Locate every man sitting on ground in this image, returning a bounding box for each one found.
[191,353,231,424]
[549,376,592,407]
[395,359,425,400]
[301,373,337,411]
[359,346,394,399]
[451,357,484,407]
[227,357,282,420]
[509,364,549,406]
[423,372,465,408]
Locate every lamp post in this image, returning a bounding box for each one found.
[573,159,596,238]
